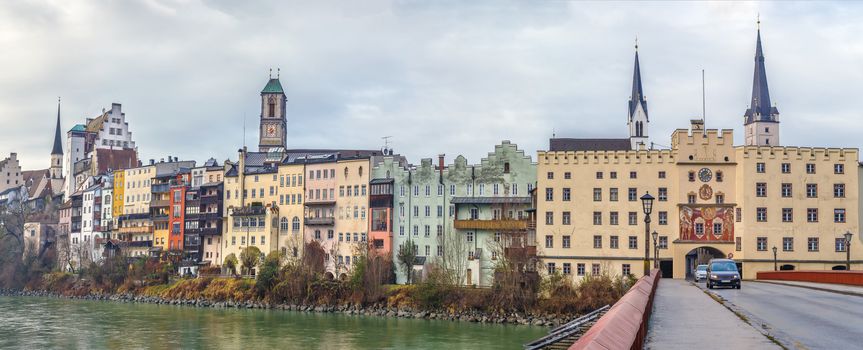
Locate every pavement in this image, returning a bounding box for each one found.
[644,279,779,350]
[705,280,863,350]
[756,279,863,297]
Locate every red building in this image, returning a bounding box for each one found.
[368,178,394,255]
[168,170,191,253]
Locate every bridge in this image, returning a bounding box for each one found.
[526,271,863,350]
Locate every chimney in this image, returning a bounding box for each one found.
[150,159,155,165]
[438,154,445,183]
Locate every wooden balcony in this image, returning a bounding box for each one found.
[454,219,529,231]
[118,226,154,234]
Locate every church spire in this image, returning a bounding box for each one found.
[744,19,778,124]
[51,97,63,155]
[629,41,648,122]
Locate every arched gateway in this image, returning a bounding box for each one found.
[671,243,734,279]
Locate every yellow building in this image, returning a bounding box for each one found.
[333,157,370,278]
[119,165,155,257]
[277,162,305,259]
[537,121,860,280]
[112,171,125,221]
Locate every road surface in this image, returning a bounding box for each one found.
[706,281,863,350]
[645,279,779,349]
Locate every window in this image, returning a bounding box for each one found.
[808,237,819,252]
[609,212,619,225]
[757,237,767,251]
[735,237,741,251]
[503,162,510,174]
[424,185,431,197]
[781,163,791,174]
[756,208,767,222]
[593,235,602,248]
[658,211,668,225]
[577,263,585,276]
[756,183,767,197]
[806,163,816,174]
[836,238,848,252]
[715,194,724,204]
[437,184,444,196]
[563,263,572,275]
[467,232,474,242]
[609,188,618,202]
[562,211,571,225]
[562,188,571,201]
[783,237,794,252]
[622,264,631,276]
[424,206,430,217]
[547,172,554,179]
[610,235,619,249]
[629,171,637,179]
[834,209,846,223]
[595,172,603,179]
[437,205,443,217]
[593,212,602,225]
[658,171,666,179]
[545,211,554,225]
[545,188,554,201]
[781,183,792,198]
[713,222,722,236]
[782,208,793,222]
[659,236,668,249]
[658,188,668,201]
[716,171,723,182]
[807,208,818,222]
[546,263,556,275]
[688,171,695,182]
[806,184,817,198]
[628,212,637,225]
[563,235,571,248]
[610,171,617,179]
[593,188,602,201]
[688,194,696,204]
[834,184,845,198]
[834,163,844,174]
[545,235,553,248]
[628,236,637,249]
[591,264,601,276]
[695,223,704,235]
[564,172,571,179]
[756,162,765,173]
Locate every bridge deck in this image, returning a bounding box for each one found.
[644,279,778,350]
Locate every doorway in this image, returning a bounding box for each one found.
[684,246,725,280]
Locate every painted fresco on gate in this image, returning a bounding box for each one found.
[679,206,734,242]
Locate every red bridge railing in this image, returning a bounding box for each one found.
[568,269,661,350]
[756,270,863,286]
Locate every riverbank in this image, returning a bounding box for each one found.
[0,287,569,327]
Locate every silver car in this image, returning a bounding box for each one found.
[694,264,708,281]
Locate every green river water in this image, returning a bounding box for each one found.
[0,296,547,349]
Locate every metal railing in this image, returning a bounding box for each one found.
[524,305,610,350]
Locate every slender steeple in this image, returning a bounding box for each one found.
[51,97,63,155]
[628,40,650,149]
[629,41,648,122]
[744,19,779,124]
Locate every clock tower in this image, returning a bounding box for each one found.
[258,70,287,152]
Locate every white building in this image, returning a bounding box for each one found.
[0,153,23,194]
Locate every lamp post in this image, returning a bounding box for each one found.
[772,246,778,271]
[844,231,853,271]
[652,230,659,268]
[640,193,655,276]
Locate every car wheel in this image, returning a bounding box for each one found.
[736,284,741,290]
[707,282,712,289]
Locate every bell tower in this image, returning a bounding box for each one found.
[628,41,649,150]
[743,20,780,146]
[259,69,287,152]
[50,97,63,180]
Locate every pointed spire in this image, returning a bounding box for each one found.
[629,43,648,121]
[744,17,778,124]
[51,97,63,155]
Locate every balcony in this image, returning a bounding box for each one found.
[304,217,335,226]
[150,199,170,207]
[152,215,169,222]
[151,184,170,193]
[201,195,221,204]
[305,198,336,205]
[127,240,153,248]
[454,219,529,231]
[200,227,222,236]
[119,226,154,234]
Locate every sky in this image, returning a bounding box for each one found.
[2,1,863,170]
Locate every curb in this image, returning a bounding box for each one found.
[753,280,863,298]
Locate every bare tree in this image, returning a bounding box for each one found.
[435,226,468,286]
[396,240,417,284]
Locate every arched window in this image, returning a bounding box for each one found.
[268,97,276,118]
[292,217,300,232]
[344,167,349,178]
[280,217,288,231]
[359,166,364,177]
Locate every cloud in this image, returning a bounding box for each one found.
[1,1,861,170]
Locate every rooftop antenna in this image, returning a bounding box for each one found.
[382,136,392,149]
[242,112,246,148]
[702,69,706,135]
[269,68,272,79]
[277,68,280,79]
[552,128,556,138]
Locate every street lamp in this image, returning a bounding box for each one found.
[652,230,659,269]
[772,246,778,271]
[640,192,655,276]
[844,231,853,271]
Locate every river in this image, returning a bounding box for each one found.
[0,296,547,349]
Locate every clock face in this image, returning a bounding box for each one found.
[698,168,712,182]
[266,125,277,137]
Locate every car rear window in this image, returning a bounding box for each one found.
[696,266,707,271]
[710,262,738,272]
